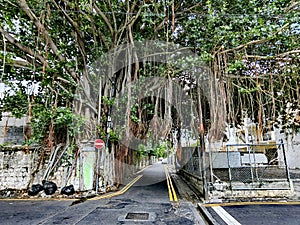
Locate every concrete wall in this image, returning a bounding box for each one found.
[275,131,300,169]
[0,113,26,145]
[286,133,300,169]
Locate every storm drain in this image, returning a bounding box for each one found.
[118,212,156,222]
[125,213,149,220]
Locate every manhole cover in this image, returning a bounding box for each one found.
[118,212,156,222]
[125,212,149,220]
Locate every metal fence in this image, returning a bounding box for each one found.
[223,140,291,190]
[180,146,203,178]
[180,140,292,192]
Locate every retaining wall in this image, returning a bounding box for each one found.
[0,148,41,190]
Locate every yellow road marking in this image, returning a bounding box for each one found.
[165,167,174,202]
[204,201,300,207]
[164,165,178,204]
[0,174,143,202]
[90,174,143,200]
[168,173,178,202]
[136,164,152,174]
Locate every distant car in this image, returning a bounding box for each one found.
[162,158,168,164]
[159,157,163,161]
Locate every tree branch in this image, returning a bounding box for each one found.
[107,0,117,37]
[286,1,300,12]
[117,4,142,45]
[245,50,300,60]
[0,27,46,67]
[219,23,290,54]
[51,0,86,54]
[18,0,64,61]
[18,0,80,82]
[51,0,87,77]
[93,3,114,37]
[1,58,30,68]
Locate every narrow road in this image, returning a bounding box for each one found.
[119,163,174,203]
[0,162,205,225]
[73,162,205,225]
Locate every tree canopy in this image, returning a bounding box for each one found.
[0,1,299,182]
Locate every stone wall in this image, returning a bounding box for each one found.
[0,148,41,190]
[0,147,78,191]
[179,169,204,196]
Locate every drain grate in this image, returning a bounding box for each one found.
[125,212,149,220]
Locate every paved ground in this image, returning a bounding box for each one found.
[204,202,300,225]
[4,164,300,224]
[0,163,206,225]
[0,200,71,224]
[196,173,300,225]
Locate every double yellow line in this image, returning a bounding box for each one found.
[164,165,178,205]
[90,174,143,200]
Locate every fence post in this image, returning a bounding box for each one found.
[247,144,255,185]
[199,135,208,200]
[281,139,291,186]
[197,145,202,178]
[226,145,232,190]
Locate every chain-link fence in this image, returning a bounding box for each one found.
[180,140,292,193]
[180,146,203,178]
[222,141,291,190]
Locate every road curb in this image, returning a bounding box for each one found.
[197,203,220,225]
[89,174,143,200]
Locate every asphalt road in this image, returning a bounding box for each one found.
[0,163,205,225]
[205,202,300,225]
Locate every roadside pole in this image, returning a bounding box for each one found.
[95,139,105,194]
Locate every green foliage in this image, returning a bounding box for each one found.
[30,107,52,143]
[96,126,107,140]
[226,60,246,73]
[1,0,299,151]
[108,129,120,142]
[152,142,170,158]
[102,96,115,106]
[130,100,155,124]
[30,106,84,144]
[178,0,298,58]
[61,144,76,167]
[175,0,300,133]
[0,90,28,119]
[239,86,261,94]
[137,144,147,158]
